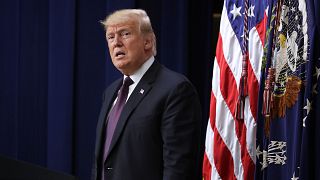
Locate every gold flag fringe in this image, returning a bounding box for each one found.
[263,68,275,137]
[273,76,302,118]
[264,75,302,137]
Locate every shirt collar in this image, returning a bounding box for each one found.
[124,56,155,85]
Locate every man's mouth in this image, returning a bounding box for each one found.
[115,51,125,58]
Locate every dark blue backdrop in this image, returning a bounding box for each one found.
[0,0,219,179]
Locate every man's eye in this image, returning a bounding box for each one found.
[107,36,114,42]
[121,31,131,38]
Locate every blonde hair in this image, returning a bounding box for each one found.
[101,9,157,56]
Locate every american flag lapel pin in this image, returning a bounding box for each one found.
[139,89,144,94]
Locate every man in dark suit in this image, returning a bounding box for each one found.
[92,9,202,180]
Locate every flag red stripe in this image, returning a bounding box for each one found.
[247,14,267,121]
[248,14,267,121]
[213,125,237,180]
[216,33,255,180]
[256,13,268,46]
[210,83,236,179]
[210,89,237,179]
[241,16,268,179]
[205,91,216,179]
[248,59,259,121]
[202,152,212,180]
[237,116,255,180]
[215,35,238,114]
[209,90,217,129]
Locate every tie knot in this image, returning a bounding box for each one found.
[123,77,134,88]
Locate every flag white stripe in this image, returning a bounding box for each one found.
[244,97,257,162]
[204,116,221,180]
[220,4,243,89]
[212,58,244,180]
[249,26,263,83]
[204,119,214,165]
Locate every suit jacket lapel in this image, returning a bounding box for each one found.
[106,61,161,158]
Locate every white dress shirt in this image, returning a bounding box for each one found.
[112,56,154,106]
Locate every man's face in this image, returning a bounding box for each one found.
[106,20,149,75]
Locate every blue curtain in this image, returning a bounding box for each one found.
[0,0,215,179]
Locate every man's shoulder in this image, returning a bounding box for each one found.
[103,78,122,94]
[157,65,190,84]
[151,64,198,96]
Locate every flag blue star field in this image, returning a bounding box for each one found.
[255,0,320,179]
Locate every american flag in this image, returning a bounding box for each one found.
[202,0,267,179]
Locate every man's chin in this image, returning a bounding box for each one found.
[115,65,130,75]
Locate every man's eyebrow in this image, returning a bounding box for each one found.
[117,28,131,33]
[110,26,132,32]
[106,32,114,36]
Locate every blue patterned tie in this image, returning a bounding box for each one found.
[103,76,133,161]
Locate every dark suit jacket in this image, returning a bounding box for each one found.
[92,61,202,180]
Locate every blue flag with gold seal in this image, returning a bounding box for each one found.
[255,0,320,179]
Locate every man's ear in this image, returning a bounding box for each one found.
[144,36,152,50]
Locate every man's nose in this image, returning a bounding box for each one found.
[113,35,123,47]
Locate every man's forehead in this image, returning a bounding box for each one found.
[106,21,138,33]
